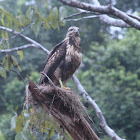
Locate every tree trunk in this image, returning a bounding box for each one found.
[28,76,100,140]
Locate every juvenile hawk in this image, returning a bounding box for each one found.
[39,26,82,89]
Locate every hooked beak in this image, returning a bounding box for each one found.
[76,28,80,36]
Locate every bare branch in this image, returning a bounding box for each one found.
[72,75,125,140]
[66,15,98,22]
[58,0,140,29]
[127,14,140,22]
[10,69,26,85]
[64,11,100,20]
[0,26,50,55]
[0,44,38,54]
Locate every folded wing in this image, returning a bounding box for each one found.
[39,40,66,84]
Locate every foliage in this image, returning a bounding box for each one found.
[77,29,140,140]
[10,109,73,140]
[0,114,15,140]
[0,0,140,140]
[4,77,24,112]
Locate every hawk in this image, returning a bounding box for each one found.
[39,26,82,89]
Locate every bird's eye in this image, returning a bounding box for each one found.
[69,29,73,31]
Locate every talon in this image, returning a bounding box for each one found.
[62,86,71,90]
[59,79,71,90]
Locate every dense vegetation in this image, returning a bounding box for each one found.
[0,0,140,140]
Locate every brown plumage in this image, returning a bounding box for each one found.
[39,26,82,89]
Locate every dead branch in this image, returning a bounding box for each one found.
[27,76,100,140]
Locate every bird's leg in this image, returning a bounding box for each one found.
[64,81,66,87]
[59,79,70,90]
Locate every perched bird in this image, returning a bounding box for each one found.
[39,26,82,89]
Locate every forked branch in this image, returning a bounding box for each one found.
[58,0,140,29]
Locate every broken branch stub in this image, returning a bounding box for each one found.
[27,76,100,140]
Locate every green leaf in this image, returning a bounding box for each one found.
[45,1,49,8]
[24,17,31,26]
[26,7,31,16]
[1,31,9,40]
[17,50,23,61]
[11,114,17,130]
[26,7,33,20]
[19,15,30,26]
[10,55,18,67]
[1,11,5,26]
[16,116,22,133]
[0,131,5,140]
[5,31,9,39]
[2,56,6,65]
[14,19,21,32]
[49,7,58,29]
[0,67,6,78]
[6,41,10,49]
[6,14,13,29]
[18,65,22,72]
[49,130,55,138]
[5,55,11,71]
[47,130,55,140]
[0,37,4,49]
[33,6,40,17]
[43,18,50,30]
[9,55,22,71]
[59,7,67,26]
[0,44,4,49]
[32,18,41,36]
[30,134,34,140]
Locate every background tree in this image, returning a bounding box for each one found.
[0,0,140,140]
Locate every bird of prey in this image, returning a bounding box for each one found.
[39,26,82,89]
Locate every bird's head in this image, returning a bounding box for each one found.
[66,26,80,37]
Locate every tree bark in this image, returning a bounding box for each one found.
[27,76,100,140]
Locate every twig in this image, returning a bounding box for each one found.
[127,13,140,22]
[64,11,100,19]
[0,44,37,54]
[66,15,98,22]
[41,72,56,88]
[10,69,26,85]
